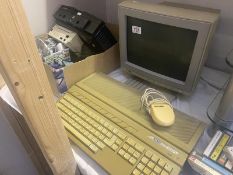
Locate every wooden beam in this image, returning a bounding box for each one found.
[0,74,5,88]
[0,0,78,174]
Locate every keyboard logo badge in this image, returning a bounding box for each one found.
[148,136,178,155]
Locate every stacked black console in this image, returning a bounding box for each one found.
[54,6,116,53]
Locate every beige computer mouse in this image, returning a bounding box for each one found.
[150,103,175,127]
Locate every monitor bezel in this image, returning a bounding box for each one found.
[119,6,211,94]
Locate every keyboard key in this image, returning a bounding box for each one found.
[143,167,151,175]
[133,151,141,159]
[132,169,140,175]
[93,105,102,111]
[150,173,156,175]
[161,170,169,175]
[96,141,105,149]
[111,144,118,151]
[83,123,88,128]
[129,157,137,165]
[116,139,122,145]
[102,128,108,134]
[128,147,135,154]
[74,123,81,130]
[124,153,131,160]
[89,144,98,153]
[145,151,153,158]
[164,164,173,173]
[112,128,119,134]
[141,157,149,164]
[154,166,162,174]
[126,126,137,133]
[99,119,105,124]
[83,131,89,136]
[135,144,145,153]
[94,131,101,137]
[118,132,127,139]
[81,98,90,104]
[127,138,136,146]
[90,128,95,133]
[118,122,128,128]
[105,113,113,119]
[151,155,159,163]
[98,134,105,140]
[123,144,130,150]
[158,159,166,168]
[98,109,108,115]
[87,111,93,117]
[147,161,155,169]
[103,138,115,146]
[93,123,99,128]
[118,149,125,156]
[104,122,110,127]
[88,134,94,140]
[95,117,101,122]
[137,163,145,171]
[106,132,113,138]
[97,125,103,131]
[92,137,98,143]
[108,125,114,131]
[86,122,92,128]
[111,117,122,123]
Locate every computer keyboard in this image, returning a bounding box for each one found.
[58,93,179,175]
[56,73,206,175]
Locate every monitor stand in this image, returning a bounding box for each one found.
[109,69,177,102]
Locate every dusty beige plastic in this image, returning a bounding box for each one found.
[118,1,220,95]
[49,24,83,53]
[57,73,206,175]
[150,103,175,127]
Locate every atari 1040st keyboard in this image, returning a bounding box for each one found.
[56,73,206,175]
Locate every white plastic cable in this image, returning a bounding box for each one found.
[141,88,173,114]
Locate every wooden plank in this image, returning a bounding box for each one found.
[0,74,5,88]
[0,0,78,174]
[0,98,53,175]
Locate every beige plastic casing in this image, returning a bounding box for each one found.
[150,103,175,127]
[49,24,83,52]
[118,1,220,95]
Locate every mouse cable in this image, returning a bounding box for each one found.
[141,88,173,115]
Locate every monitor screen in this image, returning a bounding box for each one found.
[127,16,198,82]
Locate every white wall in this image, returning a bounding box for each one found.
[21,0,106,36]
[106,0,233,72]
[72,0,106,22]
[21,0,77,36]
[21,0,233,71]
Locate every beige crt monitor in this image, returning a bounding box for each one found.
[118,1,220,95]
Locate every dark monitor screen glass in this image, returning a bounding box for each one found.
[127,16,198,82]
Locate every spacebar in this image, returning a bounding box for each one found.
[94,147,133,175]
[62,120,133,175]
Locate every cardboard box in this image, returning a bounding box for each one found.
[41,24,120,96]
[44,44,120,96]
